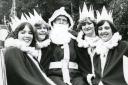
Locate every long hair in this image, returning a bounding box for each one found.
[9,22,36,47]
[95,20,117,36]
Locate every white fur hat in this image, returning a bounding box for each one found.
[48,7,74,30]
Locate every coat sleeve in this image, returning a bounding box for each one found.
[123,41,128,84]
[4,47,51,85]
[74,41,92,79]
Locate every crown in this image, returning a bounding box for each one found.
[96,6,113,23]
[10,13,28,31]
[79,2,95,22]
[25,9,48,27]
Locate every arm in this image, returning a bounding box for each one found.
[123,41,128,84]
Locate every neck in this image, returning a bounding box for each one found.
[86,32,96,38]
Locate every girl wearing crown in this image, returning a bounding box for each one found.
[92,6,128,85]
[75,3,99,85]
[4,15,56,85]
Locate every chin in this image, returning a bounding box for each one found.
[38,37,46,41]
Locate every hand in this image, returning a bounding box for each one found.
[87,74,95,85]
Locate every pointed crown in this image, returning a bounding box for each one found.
[25,9,48,27]
[10,10,48,31]
[96,6,113,23]
[79,2,95,22]
[10,13,28,31]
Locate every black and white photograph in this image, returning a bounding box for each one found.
[0,0,128,85]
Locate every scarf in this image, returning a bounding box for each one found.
[36,39,51,49]
[77,31,99,48]
[95,32,122,56]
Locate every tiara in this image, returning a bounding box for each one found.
[79,2,95,22]
[96,6,113,23]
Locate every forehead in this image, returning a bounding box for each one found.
[56,15,68,20]
[23,25,30,30]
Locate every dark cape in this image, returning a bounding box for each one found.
[4,46,53,85]
[74,40,93,85]
[93,41,128,85]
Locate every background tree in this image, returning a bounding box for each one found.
[0,0,128,40]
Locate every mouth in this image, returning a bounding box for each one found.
[38,32,47,35]
[100,32,109,38]
[23,38,31,42]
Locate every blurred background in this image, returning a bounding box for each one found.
[0,0,128,40]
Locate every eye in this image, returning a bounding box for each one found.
[55,18,61,22]
[62,19,68,23]
[20,31,25,34]
[105,26,110,30]
[36,27,41,29]
[28,31,32,34]
[87,22,92,25]
[98,27,102,30]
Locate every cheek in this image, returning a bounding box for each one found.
[98,31,102,36]
[90,24,94,28]
[18,33,23,40]
[30,34,33,39]
[82,26,86,31]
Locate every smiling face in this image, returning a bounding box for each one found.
[18,25,33,46]
[98,21,113,42]
[81,19,95,37]
[35,23,48,42]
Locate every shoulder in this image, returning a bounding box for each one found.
[68,30,78,37]
[5,46,21,53]
[4,46,23,59]
[4,47,24,65]
[117,41,128,56]
[118,40,128,49]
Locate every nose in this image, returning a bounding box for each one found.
[59,19,63,24]
[85,24,89,28]
[101,28,107,33]
[24,33,31,37]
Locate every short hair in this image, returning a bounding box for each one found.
[10,22,36,47]
[77,18,96,32]
[95,20,117,36]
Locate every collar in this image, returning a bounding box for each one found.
[77,31,99,48]
[95,32,122,55]
[36,39,51,49]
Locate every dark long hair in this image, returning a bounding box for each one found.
[95,20,117,36]
[8,22,36,47]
